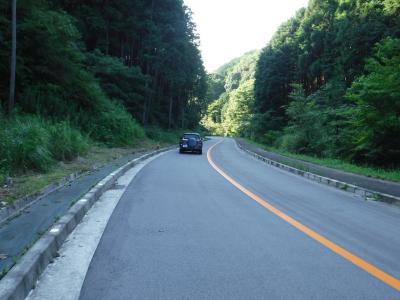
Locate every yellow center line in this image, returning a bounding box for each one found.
[207,139,400,292]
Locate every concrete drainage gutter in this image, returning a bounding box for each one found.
[0,146,174,300]
[236,141,400,207]
[0,172,84,226]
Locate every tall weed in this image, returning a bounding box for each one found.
[0,114,91,176]
[0,115,54,172]
[48,121,90,161]
[81,101,145,147]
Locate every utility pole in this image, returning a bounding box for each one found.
[8,0,17,115]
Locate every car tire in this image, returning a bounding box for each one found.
[179,149,183,154]
[199,150,202,155]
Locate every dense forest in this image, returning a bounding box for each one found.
[202,50,259,136]
[1,0,399,184]
[204,0,400,168]
[0,0,206,180]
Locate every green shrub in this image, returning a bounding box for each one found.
[48,121,91,161]
[257,130,281,146]
[82,101,145,147]
[0,168,6,185]
[145,127,177,144]
[275,132,305,154]
[18,83,144,147]
[145,127,185,144]
[0,115,54,173]
[0,114,92,176]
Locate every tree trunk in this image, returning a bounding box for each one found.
[180,92,185,129]
[150,0,155,21]
[142,63,151,125]
[8,0,17,115]
[105,25,109,55]
[168,96,173,129]
[147,69,159,124]
[120,36,124,61]
[181,107,185,129]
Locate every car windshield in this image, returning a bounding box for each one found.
[182,134,200,139]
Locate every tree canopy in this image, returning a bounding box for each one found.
[205,0,400,167]
[202,50,260,136]
[0,0,207,136]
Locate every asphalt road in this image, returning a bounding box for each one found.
[79,138,400,300]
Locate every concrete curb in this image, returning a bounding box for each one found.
[0,146,174,300]
[236,141,400,207]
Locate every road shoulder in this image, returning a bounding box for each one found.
[235,138,400,205]
[0,148,171,300]
[25,154,163,300]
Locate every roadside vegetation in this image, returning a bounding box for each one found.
[247,140,400,183]
[0,115,91,176]
[0,127,188,206]
[0,0,208,202]
[0,112,147,204]
[203,0,400,178]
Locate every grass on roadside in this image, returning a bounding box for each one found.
[246,139,400,182]
[0,139,164,206]
[0,124,194,206]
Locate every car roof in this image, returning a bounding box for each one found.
[183,132,200,136]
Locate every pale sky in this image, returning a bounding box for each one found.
[183,0,309,72]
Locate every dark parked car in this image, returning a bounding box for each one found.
[179,133,203,154]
